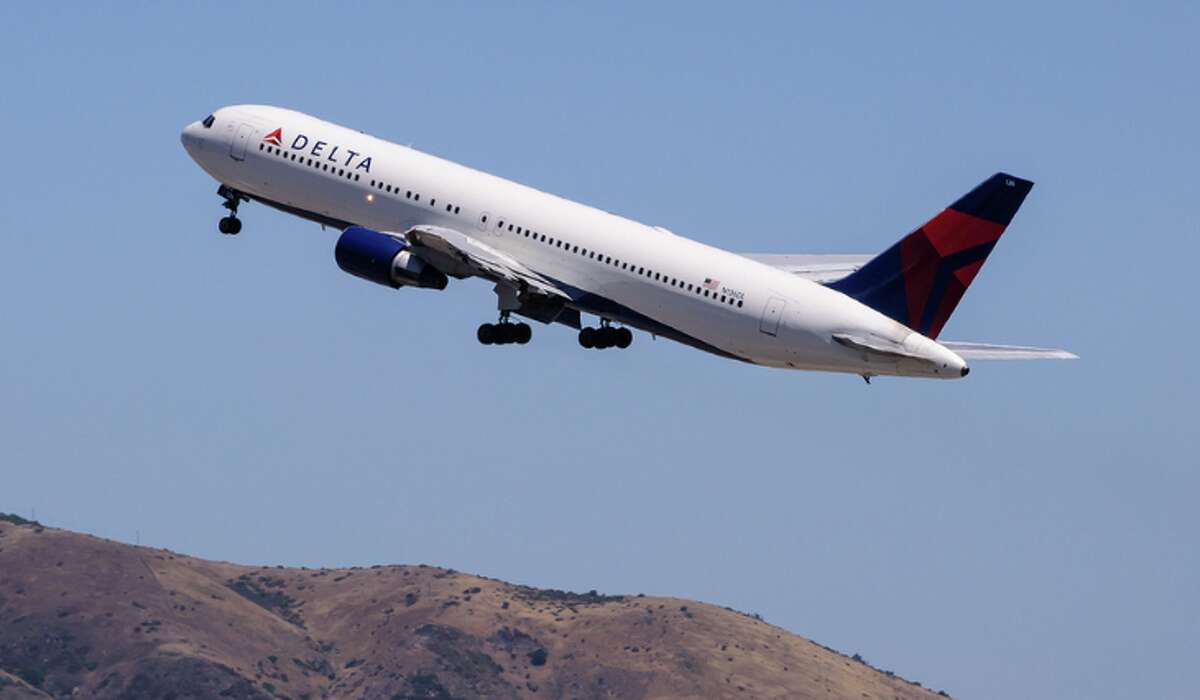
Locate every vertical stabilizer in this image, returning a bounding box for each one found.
[827,173,1033,339]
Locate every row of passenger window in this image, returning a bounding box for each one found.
[260,143,464,216]
[495,217,744,308]
[261,143,361,182]
[368,178,462,215]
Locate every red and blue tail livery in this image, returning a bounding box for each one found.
[828,173,1033,339]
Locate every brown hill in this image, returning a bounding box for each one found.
[0,517,949,699]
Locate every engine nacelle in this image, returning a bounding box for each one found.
[335,226,447,290]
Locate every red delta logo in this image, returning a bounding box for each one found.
[263,128,283,146]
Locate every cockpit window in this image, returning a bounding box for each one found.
[201,114,215,128]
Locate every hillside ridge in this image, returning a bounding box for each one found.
[0,516,949,699]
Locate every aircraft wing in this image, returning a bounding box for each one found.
[738,254,873,283]
[938,341,1078,360]
[403,225,570,300]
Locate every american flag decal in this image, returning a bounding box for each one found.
[702,278,720,290]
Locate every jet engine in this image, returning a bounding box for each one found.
[335,226,447,290]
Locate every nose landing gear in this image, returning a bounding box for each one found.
[217,185,246,235]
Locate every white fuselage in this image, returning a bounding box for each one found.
[181,105,967,379]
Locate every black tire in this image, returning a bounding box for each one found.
[228,217,242,234]
[497,324,516,345]
[595,329,613,349]
[579,327,595,349]
[218,217,232,234]
[515,323,532,344]
[477,324,495,345]
[615,327,633,349]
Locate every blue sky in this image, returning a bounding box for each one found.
[2,3,1196,699]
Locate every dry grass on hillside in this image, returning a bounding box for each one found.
[0,517,950,699]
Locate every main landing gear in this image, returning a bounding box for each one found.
[578,323,632,350]
[217,185,246,235]
[478,313,532,346]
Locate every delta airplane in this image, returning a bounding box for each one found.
[181,105,1074,381]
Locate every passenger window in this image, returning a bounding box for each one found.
[415,194,420,201]
[454,206,461,214]
[482,215,488,223]
[430,199,436,206]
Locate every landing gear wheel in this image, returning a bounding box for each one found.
[477,323,496,345]
[216,185,246,235]
[579,325,631,350]
[515,323,532,344]
[218,216,241,235]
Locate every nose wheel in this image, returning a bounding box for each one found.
[216,185,246,235]
[218,216,242,234]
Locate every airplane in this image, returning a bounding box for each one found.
[180,105,1075,382]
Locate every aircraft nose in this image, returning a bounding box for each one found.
[180,121,204,154]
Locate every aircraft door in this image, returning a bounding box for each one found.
[759,296,786,336]
[230,123,255,161]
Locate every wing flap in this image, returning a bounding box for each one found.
[405,225,570,300]
[940,341,1078,360]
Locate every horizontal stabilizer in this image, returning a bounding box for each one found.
[939,341,1078,360]
[739,254,873,283]
[832,333,918,360]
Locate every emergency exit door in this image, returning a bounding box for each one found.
[229,123,255,161]
[760,297,786,336]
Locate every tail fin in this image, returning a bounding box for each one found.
[827,173,1033,339]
